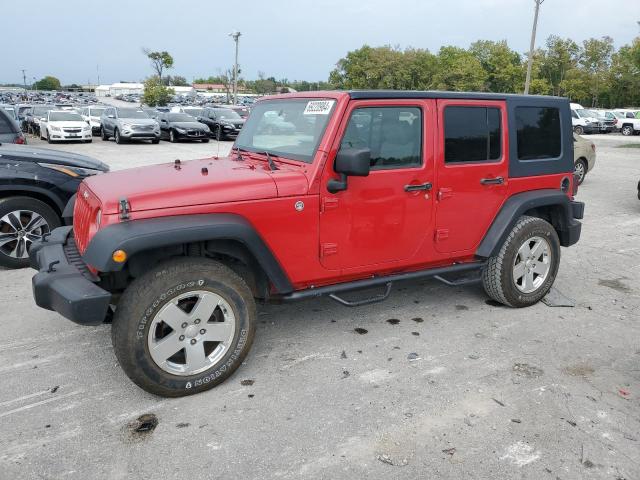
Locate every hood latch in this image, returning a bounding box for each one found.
[119,197,131,221]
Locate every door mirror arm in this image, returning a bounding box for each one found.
[327,173,348,194]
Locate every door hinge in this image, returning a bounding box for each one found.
[321,197,339,213]
[437,188,453,201]
[320,243,338,257]
[435,229,449,241]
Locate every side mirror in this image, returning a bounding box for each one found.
[327,148,371,193]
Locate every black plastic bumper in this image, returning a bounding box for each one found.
[559,200,584,247]
[30,226,111,326]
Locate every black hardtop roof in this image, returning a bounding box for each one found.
[348,90,568,103]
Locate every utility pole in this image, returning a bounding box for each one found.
[97,64,100,85]
[524,0,544,95]
[229,31,241,105]
[21,69,27,92]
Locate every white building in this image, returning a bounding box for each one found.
[95,83,194,97]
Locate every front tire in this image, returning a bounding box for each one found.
[0,197,60,269]
[111,258,256,397]
[169,130,177,143]
[573,125,584,135]
[482,216,560,308]
[114,128,124,144]
[101,127,109,141]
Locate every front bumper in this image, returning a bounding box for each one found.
[50,130,92,141]
[30,226,111,326]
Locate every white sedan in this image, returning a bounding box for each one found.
[40,110,92,143]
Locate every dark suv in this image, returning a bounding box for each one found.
[0,144,108,268]
[197,107,245,139]
[30,91,583,397]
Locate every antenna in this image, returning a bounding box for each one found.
[215,122,221,159]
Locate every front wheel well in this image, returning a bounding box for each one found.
[123,240,271,299]
[0,190,63,216]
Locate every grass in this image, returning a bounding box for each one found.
[616,143,640,148]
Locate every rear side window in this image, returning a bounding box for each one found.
[516,107,561,160]
[340,107,422,170]
[0,111,16,134]
[444,106,501,163]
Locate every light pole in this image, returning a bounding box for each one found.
[524,0,544,95]
[229,31,241,104]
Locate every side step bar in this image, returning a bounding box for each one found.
[280,261,486,306]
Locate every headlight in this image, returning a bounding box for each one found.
[83,125,91,131]
[38,163,104,177]
[202,125,210,132]
[50,126,61,131]
[176,127,186,133]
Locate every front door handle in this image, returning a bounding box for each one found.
[404,182,432,192]
[480,176,504,185]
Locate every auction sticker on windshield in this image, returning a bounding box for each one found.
[303,100,335,115]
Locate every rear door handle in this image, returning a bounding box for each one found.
[404,182,432,192]
[480,176,504,185]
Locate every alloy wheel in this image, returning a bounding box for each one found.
[512,236,551,294]
[147,290,236,376]
[574,161,585,184]
[0,210,50,259]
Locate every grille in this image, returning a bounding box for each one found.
[73,188,98,254]
[132,124,154,131]
[64,235,98,281]
[64,128,81,133]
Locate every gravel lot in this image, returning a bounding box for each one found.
[0,133,638,480]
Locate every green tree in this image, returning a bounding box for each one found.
[164,75,188,86]
[469,40,523,93]
[142,76,174,106]
[538,36,581,96]
[143,49,174,81]
[34,76,61,91]
[580,36,614,106]
[432,46,487,91]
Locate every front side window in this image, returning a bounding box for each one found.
[340,106,422,170]
[516,107,561,160]
[235,98,336,163]
[444,106,501,163]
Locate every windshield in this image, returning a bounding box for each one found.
[118,109,150,119]
[183,108,203,117]
[576,109,595,118]
[50,112,83,121]
[89,108,105,117]
[33,107,53,116]
[214,109,241,120]
[167,113,195,122]
[234,99,336,163]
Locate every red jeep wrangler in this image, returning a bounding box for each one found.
[30,91,584,397]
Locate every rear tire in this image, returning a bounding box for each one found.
[111,258,256,397]
[574,159,587,185]
[482,216,560,308]
[621,125,634,136]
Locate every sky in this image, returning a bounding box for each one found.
[3,0,640,86]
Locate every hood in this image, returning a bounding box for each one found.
[49,121,87,128]
[170,122,208,130]
[83,156,308,214]
[119,118,157,125]
[0,144,109,171]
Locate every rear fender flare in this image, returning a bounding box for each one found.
[476,190,577,258]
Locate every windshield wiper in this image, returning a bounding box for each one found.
[255,150,280,172]
[233,146,245,161]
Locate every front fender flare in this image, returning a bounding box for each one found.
[82,214,293,293]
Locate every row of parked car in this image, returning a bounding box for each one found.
[571,103,640,136]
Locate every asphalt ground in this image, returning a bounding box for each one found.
[0,133,638,480]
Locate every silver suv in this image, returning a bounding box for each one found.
[100,107,160,144]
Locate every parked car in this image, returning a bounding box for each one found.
[197,107,246,139]
[30,91,583,397]
[227,105,250,118]
[570,107,600,135]
[157,112,210,143]
[100,107,160,144]
[0,108,26,145]
[79,106,107,135]
[0,144,108,268]
[25,105,55,136]
[40,110,92,143]
[616,114,640,136]
[573,133,595,185]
